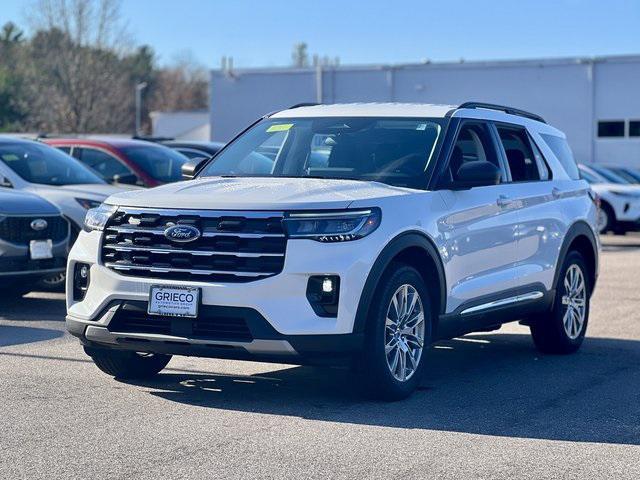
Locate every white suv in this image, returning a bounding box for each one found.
[66,102,599,400]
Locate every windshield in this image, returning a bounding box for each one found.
[590,165,630,184]
[121,145,190,183]
[0,141,104,186]
[199,117,444,188]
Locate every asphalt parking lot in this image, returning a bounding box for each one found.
[1,235,640,479]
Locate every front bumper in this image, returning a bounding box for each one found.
[0,237,68,283]
[66,228,383,360]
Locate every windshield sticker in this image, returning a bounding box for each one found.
[416,123,427,131]
[267,123,293,133]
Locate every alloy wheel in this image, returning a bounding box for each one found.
[384,284,425,382]
[561,264,587,339]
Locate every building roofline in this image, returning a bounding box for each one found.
[211,53,640,76]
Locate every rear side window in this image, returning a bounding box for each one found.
[540,133,580,180]
[496,126,544,182]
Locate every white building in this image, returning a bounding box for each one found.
[150,110,210,141]
[210,55,640,166]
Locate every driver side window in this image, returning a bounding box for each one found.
[448,122,502,182]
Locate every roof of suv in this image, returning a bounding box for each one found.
[271,103,457,119]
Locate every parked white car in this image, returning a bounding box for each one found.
[578,164,640,233]
[0,137,128,232]
[0,137,128,287]
[66,102,599,400]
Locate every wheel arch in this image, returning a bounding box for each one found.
[352,231,447,334]
[553,221,599,295]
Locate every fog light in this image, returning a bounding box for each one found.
[306,275,340,317]
[73,262,91,301]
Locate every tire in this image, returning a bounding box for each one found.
[37,272,66,292]
[597,203,614,234]
[529,251,590,354]
[357,263,432,401]
[85,348,172,379]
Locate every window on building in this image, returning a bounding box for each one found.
[629,121,640,137]
[598,121,625,138]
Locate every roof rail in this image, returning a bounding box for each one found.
[288,102,320,109]
[458,102,546,124]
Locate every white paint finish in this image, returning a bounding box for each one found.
[271,103,456,119]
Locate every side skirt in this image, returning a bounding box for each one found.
[436,283,554,340]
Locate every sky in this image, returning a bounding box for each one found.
[1,0,639,69]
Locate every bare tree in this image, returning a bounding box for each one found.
[291,42,309,68]
[149,53,209,113]
[24,0,134,132]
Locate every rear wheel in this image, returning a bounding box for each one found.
[86,348,172,379]
[530,251,590,354]
[358,264,432,401]
[596,203,613,234]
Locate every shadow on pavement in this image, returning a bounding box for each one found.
[0,325,64,347]
[0,294,66,321]
[126,333,640,446]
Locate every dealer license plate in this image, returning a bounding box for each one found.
[148,285,200,318]
[29,240,53,260]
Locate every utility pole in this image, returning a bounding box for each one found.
[135,82,148,137]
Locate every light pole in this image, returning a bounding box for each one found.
[135,82,148,137]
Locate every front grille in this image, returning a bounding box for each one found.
[0,215,69,245]
[101,208,287,282]
[108,303,253,342]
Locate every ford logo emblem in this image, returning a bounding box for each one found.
[164,225,201,243]
[30,218,48,231]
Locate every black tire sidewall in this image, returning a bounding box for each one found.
[362,264,432,400]
[552,251,590,349]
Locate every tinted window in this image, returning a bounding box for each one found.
[590,165,629,184]
[629,121,640,137]
[497,126,541,182]
[0,142,104,185]
[540,134,580,180]
[120,145,189,183]
[598,121,625,137]
[56,146,72,154]
[77,148,134,182]
[176,148,210,160]
[200,117,444,189]
[448,122,501,182]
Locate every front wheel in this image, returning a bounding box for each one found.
[86,348,172,379]
[529,251,590,354]
[358,264,432,401]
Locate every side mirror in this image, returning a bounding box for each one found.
[181,157,209,180]
[112,173,139,185]
[454,161,501,188]
[0,175,13,188]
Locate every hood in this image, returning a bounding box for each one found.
[0,190,60,215]
[105,177,415,210]
[589,183,640,196]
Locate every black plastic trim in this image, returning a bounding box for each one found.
[552,221,599,294]
[458,102,546,124]
[352,231,446,334]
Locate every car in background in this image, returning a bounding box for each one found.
[0,137,127,288]
[161,140,225,160]
[578,164,640,234]
[43,138,191,188]
[0,190,70,298]
[602,166,640,184]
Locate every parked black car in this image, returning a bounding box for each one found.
[161,140,225,160]
[0,190,70,297]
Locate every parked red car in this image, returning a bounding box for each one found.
[42,138,190,187]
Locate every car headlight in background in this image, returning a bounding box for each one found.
[283,208,381,242]
[76,198,103,210]
[83,204,117,232]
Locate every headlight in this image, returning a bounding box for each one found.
[83,204,117,232]
[76,198,103,209]
[283,208,381,242]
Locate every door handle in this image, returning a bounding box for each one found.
[497,195,513,208]
[552,187,561,199]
